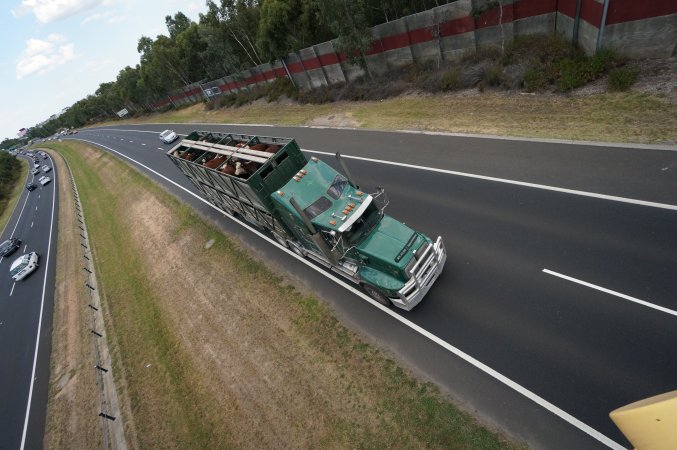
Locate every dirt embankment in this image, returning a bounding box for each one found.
[43,141,519,449]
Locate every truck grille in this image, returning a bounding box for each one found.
[397,237,446,306]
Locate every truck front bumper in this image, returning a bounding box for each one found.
[390,236,447,311]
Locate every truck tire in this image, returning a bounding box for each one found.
[362,283,392,307]
[272,233,289,248]
[288,241,306,257]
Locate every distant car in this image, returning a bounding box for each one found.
[26,183,37,191]
[0,238,21,257]
[31,168,40,175]
[43,155,48,160]
[159,129,178,144]
[42,165,51,173]
[10,252,39,281]
[38,176,51,186]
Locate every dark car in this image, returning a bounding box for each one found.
[26,183,37,191]
[0,238,21,257]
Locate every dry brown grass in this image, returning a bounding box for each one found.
[42,140,521,449]
[97,91,677,144]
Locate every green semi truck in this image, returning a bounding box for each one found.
[167,131,446,310]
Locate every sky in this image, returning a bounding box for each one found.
[0,0,206,141]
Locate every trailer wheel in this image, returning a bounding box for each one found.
[272,233,289,248]
[288,241,306,257]
[362,283,392,307]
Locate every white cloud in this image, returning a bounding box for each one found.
[16,34,79,79]
[12,0,105,24]
[107,14,126,24]
[80,10,111,25]
[80,10,125,25]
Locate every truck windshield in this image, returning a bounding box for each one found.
[304,196,332,219]
[326,175,348,200]
[344,203,382,245]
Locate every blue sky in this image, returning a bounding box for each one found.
[1,0,206,141]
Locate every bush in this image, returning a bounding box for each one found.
[608,67,638,91]
[523,68,546,92]
[483,65,504,87]
[440,68,462,91]
[556,58,588,91]
[265,78,297,102]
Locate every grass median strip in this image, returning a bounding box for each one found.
[43,140,522,449]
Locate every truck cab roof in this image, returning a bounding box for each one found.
[271,157,371,234]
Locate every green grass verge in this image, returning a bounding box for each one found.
[0,158,28,236]
[45,142,224,448]
[43,140,523,449]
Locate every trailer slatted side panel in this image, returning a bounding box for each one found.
[167,132,307,237]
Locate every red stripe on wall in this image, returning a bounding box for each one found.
[408,27,434,45]
[557,0,578,18]
[302,57,323,70]
[318,52,340,66]
[514,0,557,20]
[286,62,305,73]
[439,16,475,37]
[273,67,287,77]
[380,32,410,51]
[580,0,603,28]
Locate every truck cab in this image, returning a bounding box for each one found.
[271,157,446,310]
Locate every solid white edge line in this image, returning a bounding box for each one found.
[543,269,677,317]
[79,130,677,211]
[303,149,677,211]
[20,154,57,449]
[74,137,625,449]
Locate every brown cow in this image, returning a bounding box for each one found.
[220,163,236,175]
[248,143,268,151]
[204,154,226,169]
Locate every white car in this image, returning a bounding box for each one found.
[42,165,51,173]
[10,252,39,281]
[159,129,178,144]
[38,176,51,186]
[31,168,40,175]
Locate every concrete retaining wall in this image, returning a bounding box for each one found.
[604,13,677,58]
[155,0,677,109]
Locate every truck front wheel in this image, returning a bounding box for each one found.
[287,241,306,257]
[272,233,289,248]
[362,284,392,307]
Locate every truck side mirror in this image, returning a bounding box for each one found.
[334,152,359,190]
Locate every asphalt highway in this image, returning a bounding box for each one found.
[0,154,58,450]
[69,125,676,450]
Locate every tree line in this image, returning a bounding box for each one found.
[0,151,21,211]
[4,0,449,145]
